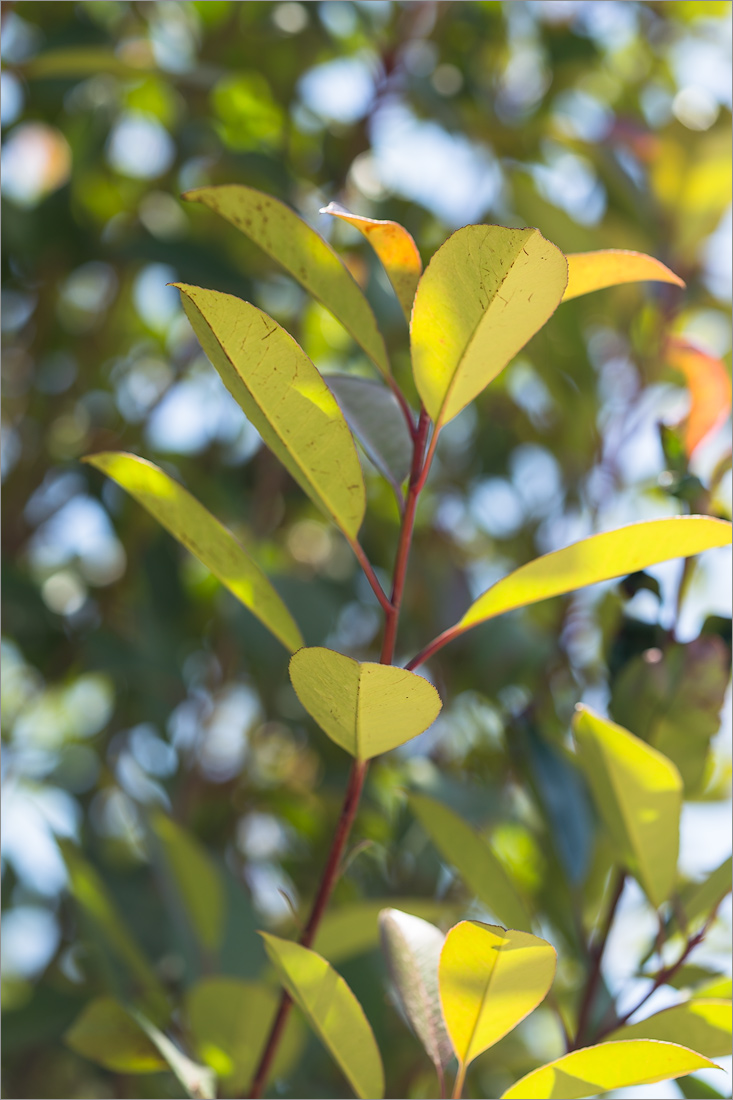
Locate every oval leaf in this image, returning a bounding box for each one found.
[83,452,302,653]
[175,284,366,539]
[261,933,384,1100]
[573,706,682,909]
[410,225,567,426]
[65,997,167,1074]
[289,647,442,760]
[409,794,533,931]
[149,811,225,954]
[500,1039,718,1099]
[183,186,390,376]
[666,337,732,455]
[321,202,422,320]
[458,517,732,634]
[378,908,453,1072]
[326,374,413,491]
[563,250,685,302]
[439,921,556,1069]
[604,999,732,1058]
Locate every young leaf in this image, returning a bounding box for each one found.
[410,225,567,427]
[174,284,366,539]
[456,516,732,636]
[65,996,167,1074]
[573,706,683,909]
[603,999,732,1058]
[409,794,533,931]
[289,647,442,760]
[326,374,413,492]
[439,922,556,1073]
[321,201,422,321]
[83,452,303,653]
[149,811,225,954]
[312,899,459,965]
[500,1039,718,1099]
[182,185,390,376]
[378,909,453,1076]
[260,933,385,1100]
[666,337,732,455]
[563,249,685,301]
[130,1009,217,1100]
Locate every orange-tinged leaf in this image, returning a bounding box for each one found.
[563,250,685,302]
[666,337,732,455]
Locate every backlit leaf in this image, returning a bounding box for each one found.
[500,1039,717,1099]
[604,999,732,1058]
[83,452,302,653]
[678,857,732,930]
[326,374,413,492]
[563,250,685,302]
[183,186,390,376]
[410,225,567,426]
[130,1010,217,1099]
[175,284,366,539]
[666,337,732,456]
[65,997,167,1074]
[289,647,442,760]
[261,934,384,1100]
[312,899,459,965]
[573,706,682,908]
[149,811,225,953]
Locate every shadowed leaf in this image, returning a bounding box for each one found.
[604,999,732,1058]
[326,374,413,492]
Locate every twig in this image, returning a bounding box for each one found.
[571,870,626,1049]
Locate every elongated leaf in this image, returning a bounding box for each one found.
[149,811,225,953]
[289,647,442,760]
[666,337,732,455]
[604,999,732,1058]
[500,1039,717,1099]
[563,250,685,302]
[326,374,413,491]
[678,1075,726,1100]
[65,997,167,1074]
[175,284,366,539]
[573,706,682,908]
[260,934,384,1100]
[183,186,390,376]
[378,909,453,1073]
[409,794,533,931]
[410,225,567,426]
[457,516,732,635]
[439,921,556,1070]
[679,857,733,928]
[321,202,422,320]
[84,452,302,653]
[130,1010,216,1100]
[312,899,459,965]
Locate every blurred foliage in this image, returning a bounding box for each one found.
[1,2,731,1098]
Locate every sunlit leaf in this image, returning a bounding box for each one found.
[149,811,225,954]
[130,1009,217,1099]
[410,225,567,426]
[65,997,167,1074]
[182,186,390,376]
[83,452,303,653]
[326,374,413,492]
[409,794,533,931]
[174,284,366,539]
[500,1039,718,1099]
[573,706,682,908]
[604,999,732,1058]
[562,250,685,302]
[321,201,422,320]
[261,934,384,1100]
[378,909,453,1074]
[289,647,442,760]
[666,337,732,456]
[678,857,733,930]
[312,899,459,965]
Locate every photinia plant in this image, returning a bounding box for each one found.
[71,186,732,1099]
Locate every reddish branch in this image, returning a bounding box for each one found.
[571,870,626,1050]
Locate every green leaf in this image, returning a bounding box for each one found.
[500,1040,718,1099]
[410,225,567,427]
[185,978,303,1096]
[130,1009,217,1099]
[24,46,148,79]
[288,647,442,760]
[326,374,413,492]
[321,202,422,321]
[696,977,733,999]
[439,921,556,1070]
[409,794,533,931]
[149,811,225,954]
[457,517,732,635]
[260,933,384,1100]
[83,452,302,653]
[680,858,733,928]
[678,1074,727,1099]
[182,186,390,376]
[378,909,453,1073]
[562,250,685,301]
[573,706,683,909]
[174,284,366,540]
[603,999,732,1058]
[312,899,459,965]
[65,997,167,1074]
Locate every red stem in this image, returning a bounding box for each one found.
[405,623,464,672]
[571,870,625,1050]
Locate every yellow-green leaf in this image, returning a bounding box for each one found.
[563,250,685,302]
[260,934,384,1100]
[573,706,682,908]
[149,811,225,953]
[500,1039,718,1099]
[409,794,533,931]
[183,186,390,376]
[410,225,567,427]
[604,999,732,1058]
[439,921,556,1070]
[679,857,732,929]
[288,647,442,760]
[65,997,167,1074]
[130,1009,217,1100]
[174,284,366,539]
[457,517,732,635]
[321,201,422,320]
[83,452,302,653]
